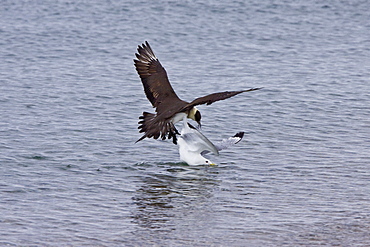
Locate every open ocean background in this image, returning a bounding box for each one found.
[1,0,369,246]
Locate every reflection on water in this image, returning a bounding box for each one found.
[131,163,220,231]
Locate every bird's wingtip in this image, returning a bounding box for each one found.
[233,132,245,138]
[135,135,146,143]
[244,87,263,92]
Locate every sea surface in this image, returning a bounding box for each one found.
[1,0,369,246]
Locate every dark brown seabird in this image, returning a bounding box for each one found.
[134,41,261,144]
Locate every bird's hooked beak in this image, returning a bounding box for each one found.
[197,120,201,129]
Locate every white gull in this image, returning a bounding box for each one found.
[177,116,244,165]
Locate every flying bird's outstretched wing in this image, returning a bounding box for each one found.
[182,88,262,110]
[134,42,188,143]
[134,41,182,109]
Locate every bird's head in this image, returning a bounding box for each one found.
[182,155,216,166]
[203,158,216,166]
[188,107,202,128]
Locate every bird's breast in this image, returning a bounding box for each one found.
[171,112,187,124]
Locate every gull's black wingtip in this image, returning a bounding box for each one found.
[233,132,245,139]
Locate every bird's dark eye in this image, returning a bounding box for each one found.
[205,160,209,163]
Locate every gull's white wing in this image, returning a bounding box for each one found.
[215,132,244,151]
[202,132,244,155]
[180,118,219,155]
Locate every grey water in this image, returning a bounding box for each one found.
[1,0,369,246]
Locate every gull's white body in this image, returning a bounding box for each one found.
[177,116,244,165]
